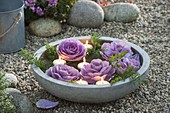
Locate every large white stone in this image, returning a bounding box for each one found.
[29,18,62,37]
[103,3,140,22]
[68,0,104,28]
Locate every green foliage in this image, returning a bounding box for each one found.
[110,76,123,84]
[44,43,57,61]
[21,48,47,71]
[91,32,102,49]
[0,72,16,113]
[24,0,78,24]
[55,0,78,22]
[109,52,127,67]
[86,32,103,61]
[110,66,140,85]
[24,8,40,25]
[109,52,147,85]
[21,43,56,72]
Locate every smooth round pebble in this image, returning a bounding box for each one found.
[29,18,62,37]
[4,73,18,87]
[103,3,140,22]
[68,0,104,28]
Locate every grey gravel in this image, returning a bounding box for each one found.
[0,0,169,113]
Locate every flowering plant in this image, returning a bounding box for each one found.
[24,0,77,23]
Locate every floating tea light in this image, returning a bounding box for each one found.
[84,40,93,49]
[96,77,110,85]
[78,57,89,69]
[53,56,66,65]
[76,79,88,85]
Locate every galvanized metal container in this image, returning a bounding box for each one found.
[0,0,25,53]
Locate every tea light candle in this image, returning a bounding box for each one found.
[53,56,66,65]
[84,40,93,49]
[96,77,110,85]
[76,79,88,85]
[78,57,89,69]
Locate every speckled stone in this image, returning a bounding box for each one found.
[103,3,140,22]
[29,18,62,37]
[68,0,104,28]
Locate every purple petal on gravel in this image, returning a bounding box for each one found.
[36,99,59,109]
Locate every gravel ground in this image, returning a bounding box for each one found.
[0,0,170,113]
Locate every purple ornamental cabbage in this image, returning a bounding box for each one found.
[80,59,115,84]
[46,64,81,81]
[116,53,141,74]
[57,39,86,61]
[100,41,133,60]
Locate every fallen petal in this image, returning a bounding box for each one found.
[36,99,59,109]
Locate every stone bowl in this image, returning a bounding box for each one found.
[32,36,150,103]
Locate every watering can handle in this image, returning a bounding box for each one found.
[0,12,22,38]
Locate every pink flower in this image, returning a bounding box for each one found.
[48,0,58,7]
[35,7,44,16]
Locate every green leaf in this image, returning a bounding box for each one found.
[91,32,102,49]
[86,32,104,61]
[21,49,47,72]
[116,52,127,59]
[44,42,57,61]
[110,76,123,85]
[109,52,127,67]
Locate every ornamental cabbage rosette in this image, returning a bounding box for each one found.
[116,53,141,74]
[46,64,81,81]
[80,59,116,84]
[57,39,86,61]
[100,41,133,60]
